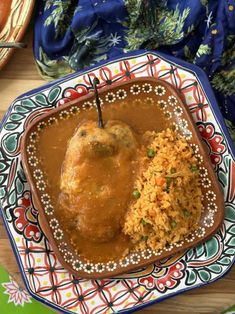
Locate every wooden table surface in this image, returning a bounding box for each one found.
[0,32,234,314]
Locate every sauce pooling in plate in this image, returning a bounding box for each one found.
[37,96,167,262]
[59,120,139,260]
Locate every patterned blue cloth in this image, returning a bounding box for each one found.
[34,0,235,141]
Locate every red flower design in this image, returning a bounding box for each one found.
[188,89,208,122]
[98,67,118,85]
[157,65,172,82]
[178,77,209,122]
[12,191,42,242]
[118,59,154,81]
[57,84,88,106]
[56,57,162,108]
[197,122,226,166]
[139,262,185,293]
[83,59,151,89]
[189,102,209,122]
[82,67,120,89]
[145,54,161,78]
[118,60,136,80]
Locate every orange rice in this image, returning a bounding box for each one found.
[123,128,202,251]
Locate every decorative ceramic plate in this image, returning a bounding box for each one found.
[0,0,35,70]
[21,77,224,278]
[0,51,235,313]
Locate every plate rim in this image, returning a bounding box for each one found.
[21,76,225,279]
[1,210,234,314]
[0,50,235,313]
[1,49,234,158]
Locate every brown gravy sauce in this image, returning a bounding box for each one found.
[37,97,167,262]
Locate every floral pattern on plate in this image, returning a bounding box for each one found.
[0,51,235,314]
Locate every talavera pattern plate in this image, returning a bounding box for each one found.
[0,51,235,313]
[21,77,224,278]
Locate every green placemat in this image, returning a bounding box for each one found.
[0,264,234,313]
[222,305,235,314]
[0,265,52,313]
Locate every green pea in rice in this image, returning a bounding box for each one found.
[123,128,202,252]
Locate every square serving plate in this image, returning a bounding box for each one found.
[21,77,224,279]
[0,50,234,314]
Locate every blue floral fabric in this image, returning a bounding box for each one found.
[34,0,235,142]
